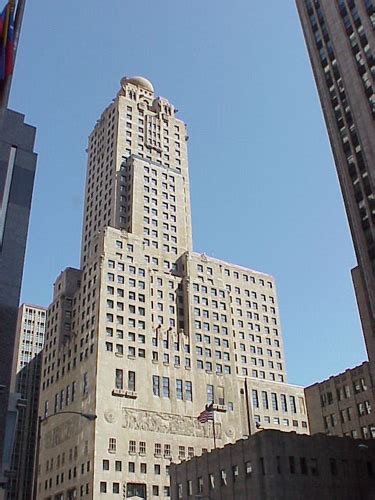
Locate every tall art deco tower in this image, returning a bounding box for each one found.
[296,0,375,374]
[37,77,308,499]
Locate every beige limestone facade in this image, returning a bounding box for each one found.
[36,77,308,500]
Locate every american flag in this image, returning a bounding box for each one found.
[197,406,214,423]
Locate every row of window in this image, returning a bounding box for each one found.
[178,451,375,497]
[152,376,193,400]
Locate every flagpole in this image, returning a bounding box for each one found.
[212,410,217,449]
[207,404,216,449]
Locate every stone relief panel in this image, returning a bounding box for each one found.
[122,408,221,439]
[44,417,77,449]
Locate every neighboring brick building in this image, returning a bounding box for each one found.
[305,361,375,439]
[170,430,375,500]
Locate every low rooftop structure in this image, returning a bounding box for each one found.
[170,429,375,499]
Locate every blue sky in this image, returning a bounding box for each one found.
[10,0,367,386]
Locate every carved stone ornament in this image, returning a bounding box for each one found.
[104,410,116,424]
[122,408,221,439]
[225,426,235,438]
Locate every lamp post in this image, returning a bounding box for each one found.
[32,411,97,500]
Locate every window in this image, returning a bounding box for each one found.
[246,461,252,475]
[281,394,288,412]
[330,458,338,476]
[252,389,259,408]
[153,375,160,396]
[155,443,162,456]
[139,441,146,455]
[108,438,116,453]
[300,457,307,475]
[100,482,107,493]
[128,462,135,473]
[115,461,122,471]
[197,477,203,493]
[185,381,193,401]
[115,369,123,389]
[271,393,278,411]
[207,384,214,404]
[102,459,109,471]
[163,377,170,398]
[176,379,183,400]
[128,371,136,391]
[113,483,120,494]
[83,372,89,396]
[129,440,136,454]
[289,395,297,414]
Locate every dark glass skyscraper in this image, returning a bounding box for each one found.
[0,0,38,491]
[296,0,375,373]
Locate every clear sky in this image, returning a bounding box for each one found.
[9,0,367,386]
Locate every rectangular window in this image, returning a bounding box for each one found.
[289,395,297,414]
[153,375,160,396]
[271,393,278,411]
[176,379,183,400]
[185,381,193,402]
[252,389,259,408]
[262,391,268,410]
[128,371,136,391]
[163,377,170,398]
[139,441,146,455]
[129,440,136,454]
[281,394,288,412]
[109,438,116,453]
[207,384,214,404]
[83,372,89,396]
[115,369,123,389]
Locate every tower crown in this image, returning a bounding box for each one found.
[121,75,154,93]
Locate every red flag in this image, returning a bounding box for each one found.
[0,1,15,80]
[197,407,214,423]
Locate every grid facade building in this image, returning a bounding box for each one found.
[36,77,308,500]
[305,361,375,439]
[6,304,46,499]
[296,0,375,374]
[12,304,46,375]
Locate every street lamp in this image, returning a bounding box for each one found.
[32,411,97,500]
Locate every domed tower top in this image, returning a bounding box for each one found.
[120,76,154,93]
